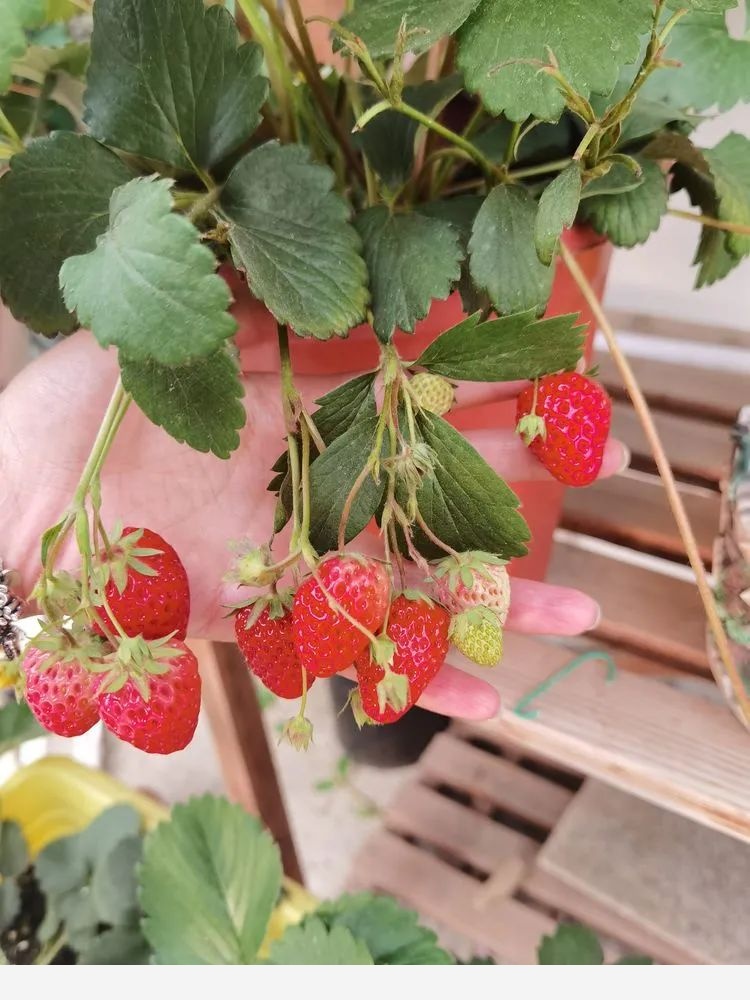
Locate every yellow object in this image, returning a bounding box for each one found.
[0,757,316,952]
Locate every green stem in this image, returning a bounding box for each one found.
[0,107,24,154]
[39,379,131,602]
[255,0,364,183]
[187,185,220,225]
[299,420,313,550]
[391,99,500,182]
[35,930,68,965]
[507,156,573,181]
[573,123,600,162]
[236,0,296,139]
[503,121,522,167]
[668,208,750,237]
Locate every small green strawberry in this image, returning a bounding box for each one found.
[449,607,504,668]
[410,373,455,416]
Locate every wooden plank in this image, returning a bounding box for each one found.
[611,401,728,487]
[348,830,556,964]
[562,471,719,566]
[598,352,748,426]
[608,307,750,351]
[386,782,538,875]
[548,541,710,674]
[192,640,303,883]
[523,867,702,966]
[420,733,573,831]
[537,781,750,964]
[468,633,750,844]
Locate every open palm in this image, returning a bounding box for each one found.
[1,327,625,719]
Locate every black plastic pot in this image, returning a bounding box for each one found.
[330,675,449,768]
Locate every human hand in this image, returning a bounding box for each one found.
[0,327,627,720]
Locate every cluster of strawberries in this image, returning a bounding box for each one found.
[23,528,200,754]
[16,369,611,754]
[234,550,511,742]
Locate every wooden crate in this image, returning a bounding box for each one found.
[349,314,750,961]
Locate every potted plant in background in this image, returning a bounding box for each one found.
[0,0,749,764]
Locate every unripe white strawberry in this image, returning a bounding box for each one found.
[434,554,511,625]
[410,373,455,416]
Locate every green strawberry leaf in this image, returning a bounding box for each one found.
[535,162,582,265]
[60,176,237,364]
[404,412,530,560]
[643,11,750,113]
[140,795,282,965]
[269,917,373,965]
[457,0,653,121]
[703,132,750,258]
[308,415,387,552]
[0,821,28,878]
[672,157,744,288]
[469,185,553,315]
[538,924,605,965]
[0,881,20,933]
[339,0,481,59]
[579,158,667,247]
[415,310,585,381]
[416,195,483,244]
[84,0,268,173]
[78,926,152,965]
[0,132,135,335]
[315,893,454,964]
[355,206,462,343]
[0,0,44,93]
[356,75,463,188]
[269,374,377,533]
[91,836,142,927]
[312,374,378,443]
[641,131,710,175]
[579,162,645,200]
[0,700,45,755]
[35,805,141,897]
[220,142,368,339]
[120,349,245,459]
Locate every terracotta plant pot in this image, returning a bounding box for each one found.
[229,226,611,582]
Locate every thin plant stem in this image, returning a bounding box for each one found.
[668,208,750,237]
[507,157,573,181]
[255,0,364,183]
[236,0,295,139]
[559,241,750,727]
[391,99,500,182]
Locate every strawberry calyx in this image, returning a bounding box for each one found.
[433,551,507,603]
[226,540,288,588]
[449,605,500,640]
[30,619,108,673]
[280,713,314,751]
[228,588,295,627]
[349,689,376,729]
[91,524,163,599]
[96,633,181,699]
[515,412,547,446]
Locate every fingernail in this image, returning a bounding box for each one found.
[586,604,602,632]
[617,443,631,474]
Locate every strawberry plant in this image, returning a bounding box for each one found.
[1,0,750,751]
[0,767,652,964]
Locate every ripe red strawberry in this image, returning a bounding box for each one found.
[235,604,314,700]
[97,641,201,754]
[354,595,450,724]
[23,646,100,737]
[293,556,390,678]
[516,373,611,487]
[93,526,190,641]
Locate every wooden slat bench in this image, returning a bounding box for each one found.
[348,317,750,962]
